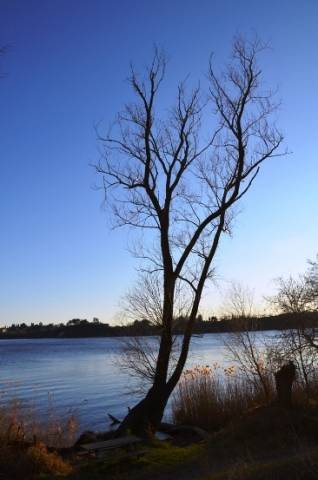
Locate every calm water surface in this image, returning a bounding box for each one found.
[0,334,270,431]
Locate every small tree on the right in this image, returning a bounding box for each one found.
[305,255,318,308]
[268,256,318,400]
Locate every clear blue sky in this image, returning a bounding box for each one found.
[0,0,317,325]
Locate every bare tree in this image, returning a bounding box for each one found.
[269,275,309,314]
[225,328,272,401]
[96,37,284,436]
[119,272,186,391]
[123,273,164,327]
[267,260,318,399]
[302,256,318,352]
[272,327,317,400]
[306,255,318,308]
[269,256,318,315]
[223,281,272,400]
[222,281,255,318]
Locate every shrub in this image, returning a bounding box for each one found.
[0,442,72,479]
[0,396,76,479]
[0,395,78,448]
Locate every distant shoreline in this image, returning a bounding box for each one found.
[1,311,317,340]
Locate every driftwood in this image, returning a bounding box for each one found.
[75,418,207,452]
[81,435,141,454]
[108,413,121,425]
[275,361,296,408]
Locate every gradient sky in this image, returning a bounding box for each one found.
[0,0,317,325]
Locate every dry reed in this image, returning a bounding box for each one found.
[172,364,274,431]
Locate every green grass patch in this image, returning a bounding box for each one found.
[57,442,204,480]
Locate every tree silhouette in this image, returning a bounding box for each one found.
[96,37,285,436]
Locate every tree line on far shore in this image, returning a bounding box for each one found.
[1,310,317,339]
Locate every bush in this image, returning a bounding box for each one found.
[0,395,78,448]
[0,397,76,479]
[0,442,72,479]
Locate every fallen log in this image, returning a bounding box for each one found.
[108,413,121,425]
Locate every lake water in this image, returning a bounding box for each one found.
[0,334,269,432]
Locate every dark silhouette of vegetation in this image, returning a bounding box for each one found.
[1,311,317,339]
[95,36,285,436]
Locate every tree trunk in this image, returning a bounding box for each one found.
[275,361,296,408]
[116,383,172,438]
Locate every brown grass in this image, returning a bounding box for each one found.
[0,441,72,479]
[0,396,76,479]
[172,364,274,431]
[172,362,318,435]
[0,395,78,448]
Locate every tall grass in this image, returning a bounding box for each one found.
[172,359,318,434]
[0,394,78,448]
[0,441,73,479]
[172,364,274,431]
[0,396,77,478]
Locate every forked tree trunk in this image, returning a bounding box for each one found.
[116,269,178,437]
